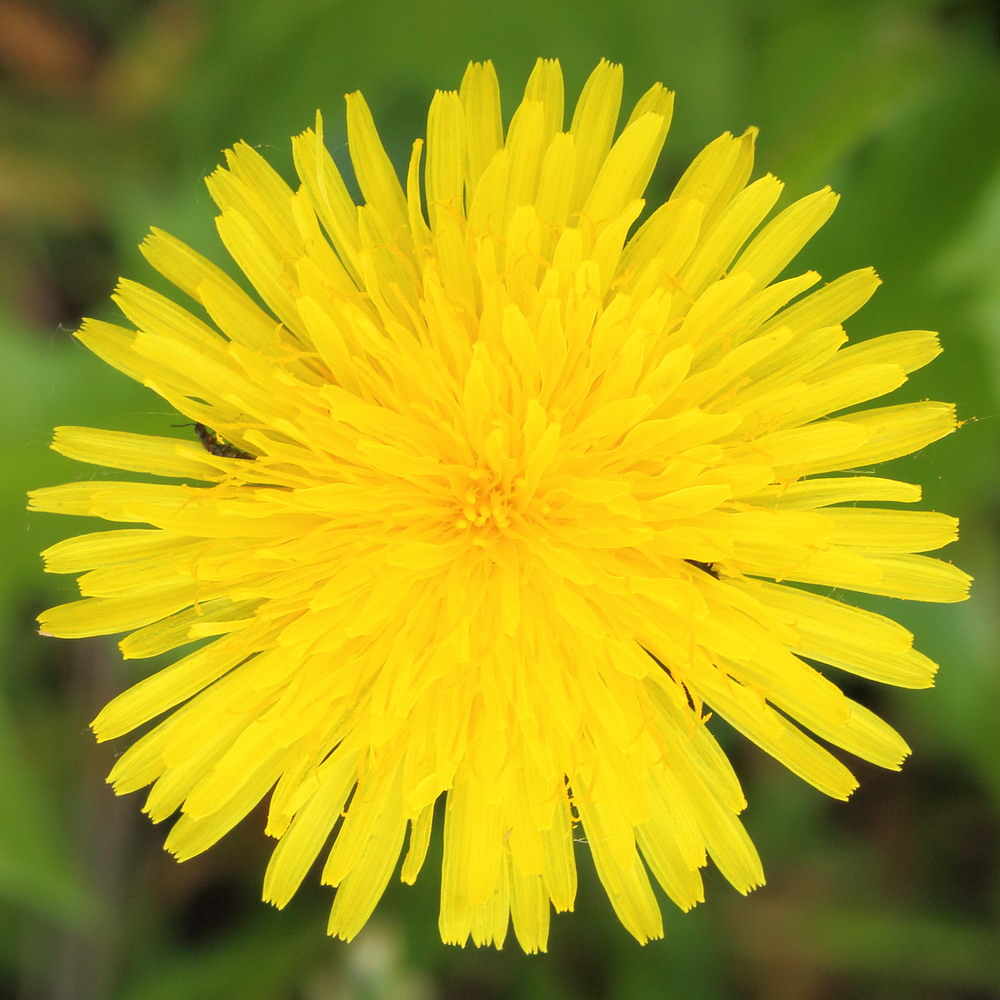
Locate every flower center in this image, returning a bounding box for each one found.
[453,469,518,537]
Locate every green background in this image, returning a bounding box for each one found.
[4,0,999,996]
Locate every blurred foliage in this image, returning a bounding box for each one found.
[3,0,1000,997]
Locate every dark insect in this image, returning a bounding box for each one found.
[192,423,254,460]
[685,559,719,579]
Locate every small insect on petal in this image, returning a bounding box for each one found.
[193,423,255,460]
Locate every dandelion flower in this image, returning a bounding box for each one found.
[31,58,970,953]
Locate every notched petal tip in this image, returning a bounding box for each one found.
[950,563,974,601]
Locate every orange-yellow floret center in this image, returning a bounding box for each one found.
[453,468,526,538]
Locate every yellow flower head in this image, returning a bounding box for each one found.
[31,59,970,952]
